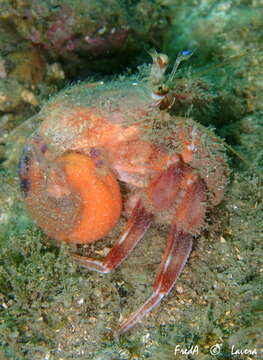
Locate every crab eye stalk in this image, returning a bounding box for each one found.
[19,148,122,244]
[148,49,169,85]
[169,48,196,81]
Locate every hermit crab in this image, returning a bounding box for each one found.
[18,50,228,333]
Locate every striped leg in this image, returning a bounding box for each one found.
[119,224,192,333]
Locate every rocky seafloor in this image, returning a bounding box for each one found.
[0,0,262,359]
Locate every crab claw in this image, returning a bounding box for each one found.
[72,199,154,273]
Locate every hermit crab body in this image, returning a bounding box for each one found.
[19,52,228,333]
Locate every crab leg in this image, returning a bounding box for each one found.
[72,200,154,273]
[119,224,192,333]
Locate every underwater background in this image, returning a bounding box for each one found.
[0,0,262,359]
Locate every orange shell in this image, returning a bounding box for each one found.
[26,152,122,244]
[58,152,122,244]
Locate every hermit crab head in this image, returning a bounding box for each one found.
[18,51,228,334]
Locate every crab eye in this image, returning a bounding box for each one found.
[179,49,194,58]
